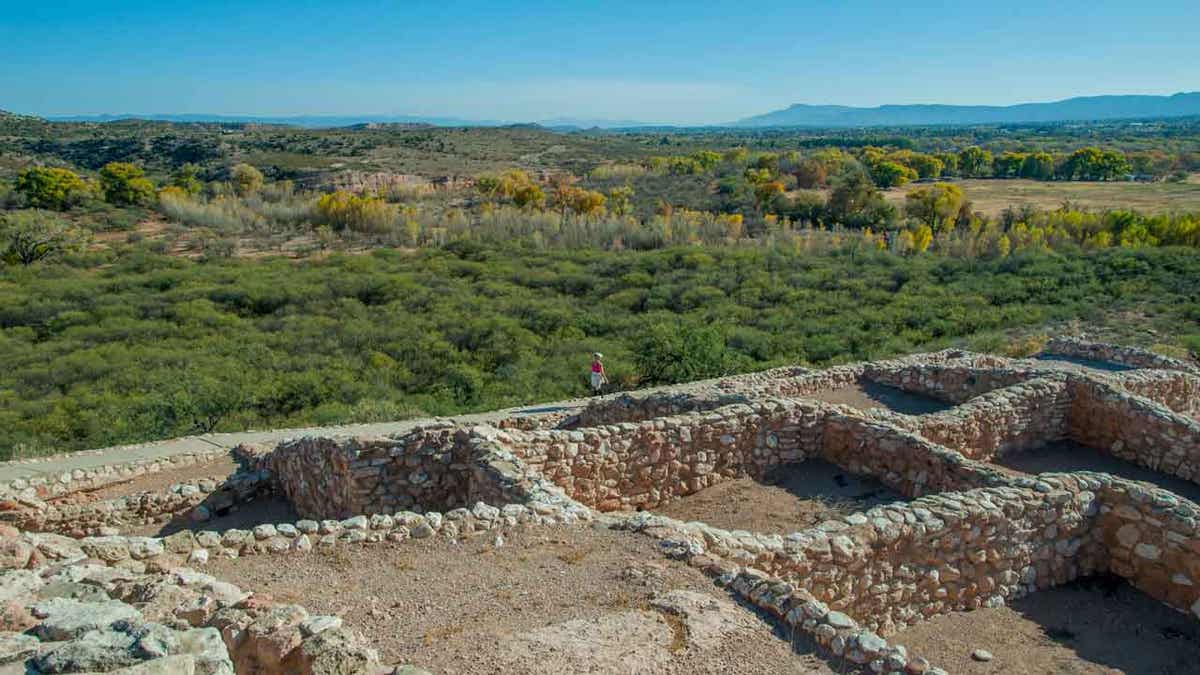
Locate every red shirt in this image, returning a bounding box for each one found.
[592,361,602,373]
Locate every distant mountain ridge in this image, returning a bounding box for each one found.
[43,113,509,128]
[28,92,1200,130]
[733,92,1200,127]
[42,113,658,130]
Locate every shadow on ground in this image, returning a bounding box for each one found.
[996,441,1200,504]
[1034,354,1135,372]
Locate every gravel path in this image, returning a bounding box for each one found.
[0,401,588,484]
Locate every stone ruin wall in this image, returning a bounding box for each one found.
[1067,377,1200,482]
[865,359,1042,405]
[565,390,748,429]
[1045,336,1200,374]
[497,357,1200,626]
[0,448,232,503]
[1116,369,1200,418]
[263,426,474,519]
[1094,476,1200,616]
[500,399,817,512]
[905,377,1071,460]
[818,414,1009,498]
[1,470,272,537]
[729,482,1104,636]
[6,341,1197,675]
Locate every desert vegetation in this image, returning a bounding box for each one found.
[3,242,1199,457]
[2,112,1199,455]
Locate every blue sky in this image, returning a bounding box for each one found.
[2,0,1198,124]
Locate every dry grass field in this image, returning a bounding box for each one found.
[882,173,1200,216]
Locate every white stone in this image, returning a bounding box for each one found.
[1134,543,1161,560]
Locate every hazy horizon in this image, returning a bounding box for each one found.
[3,1,1199,125]
[19,89,1199,127]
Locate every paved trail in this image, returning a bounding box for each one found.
[0,401,588,485]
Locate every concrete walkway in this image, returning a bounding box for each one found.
[0,401,587,485]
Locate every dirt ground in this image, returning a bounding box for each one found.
[49,455,242,505]
[803,381,952,415]
[654,459,906,535]
[207,525,836,674]
[891,576,1200,674]
[996,441,1200,504]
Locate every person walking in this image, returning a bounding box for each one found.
[590,352,608,395]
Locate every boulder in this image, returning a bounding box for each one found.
[0,539,32,570]
[178,626,234,675]
[31,597,142,641]
[283,627,380,675]
[34,626,141,672]
[0,632,39,665]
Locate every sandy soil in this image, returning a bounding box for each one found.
[654,459,905,535]
[997,441,1200,504]
[891,577,1200,674]
[207,526,835,674]
[803,381,951,415]
[49,455,241,505]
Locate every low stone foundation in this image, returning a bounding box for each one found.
[1044,336,1200,374]
[0,470,272,537]
[4,337,1198,675]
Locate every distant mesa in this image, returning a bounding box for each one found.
[732,92,1200,128]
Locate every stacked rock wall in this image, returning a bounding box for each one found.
[1,470,272,536]
[503,399,819,511]
[565,390,747,429]
[1116,369,1200,418]
[910,378,1070,460]
[0,448,231,503]
[1045,336,1200,374]
[264,426,472,519]
[1092,475,1200,616]
[739,483,1103,636]
[746,364,865,398]
[1067,377,1200,483]
[866,361,1039,405]
[818,413,1009,498]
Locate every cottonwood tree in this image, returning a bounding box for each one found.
[14,167,91,210]
[230,163,264,197]
[958,146,993,178]
[827,168,896,228]
[1058,147,1131,181]
[1019,152,1056,180]
[792,159,828,189]
[905,183,967,231]
[99,162,155,205]
[607,185,634,217]
[171,163,204,195]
